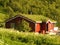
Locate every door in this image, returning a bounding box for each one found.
[46,23,48,31]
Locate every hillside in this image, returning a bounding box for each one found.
[0,0,60,27]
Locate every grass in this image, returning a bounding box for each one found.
[0,13,8,22]
[0,28,60,45]
[0,13,6,22]
[20,14,56,22]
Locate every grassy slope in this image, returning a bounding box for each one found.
[0,28,60,45]
[0,13,6,22]
[0,13,9,23]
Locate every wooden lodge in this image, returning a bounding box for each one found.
[5,14,56,34]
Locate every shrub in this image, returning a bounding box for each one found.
[16,20,31,32]
[0,28,60,45]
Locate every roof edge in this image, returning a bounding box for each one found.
[6,15,36,23]
[35,21,42,23]
[46,20,57,23]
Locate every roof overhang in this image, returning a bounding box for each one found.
[46,20,57,23]
[35,21,42,23]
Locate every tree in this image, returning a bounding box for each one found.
[0,0,60,27]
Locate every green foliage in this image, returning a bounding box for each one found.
[15,20,31,32]
[0,23,5,27]
[0,13,9,22]
[20,20,31,32]
[0,28,60,45]
[0,0,60,27]
[0,13,9,27]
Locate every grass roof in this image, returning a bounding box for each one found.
[20,14,56,22]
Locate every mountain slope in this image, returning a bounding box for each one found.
[0,0,60,27]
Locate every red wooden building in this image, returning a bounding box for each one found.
[5,14,56,34]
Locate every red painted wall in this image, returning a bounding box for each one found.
[48,22,54,31]
[35,23,40,33]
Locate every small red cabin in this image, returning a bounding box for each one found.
[5,14,56,34]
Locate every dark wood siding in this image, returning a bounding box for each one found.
[41,22,46,34]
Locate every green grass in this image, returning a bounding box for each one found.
[0,28,60,45]
[0,13,8,22]
[0,13,6,22]
[20,14,56,22]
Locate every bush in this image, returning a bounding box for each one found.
[0,28,60,45]
[0,23,5,27]
[16,20,31,32]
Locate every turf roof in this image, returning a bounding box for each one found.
[20,14,56,23]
